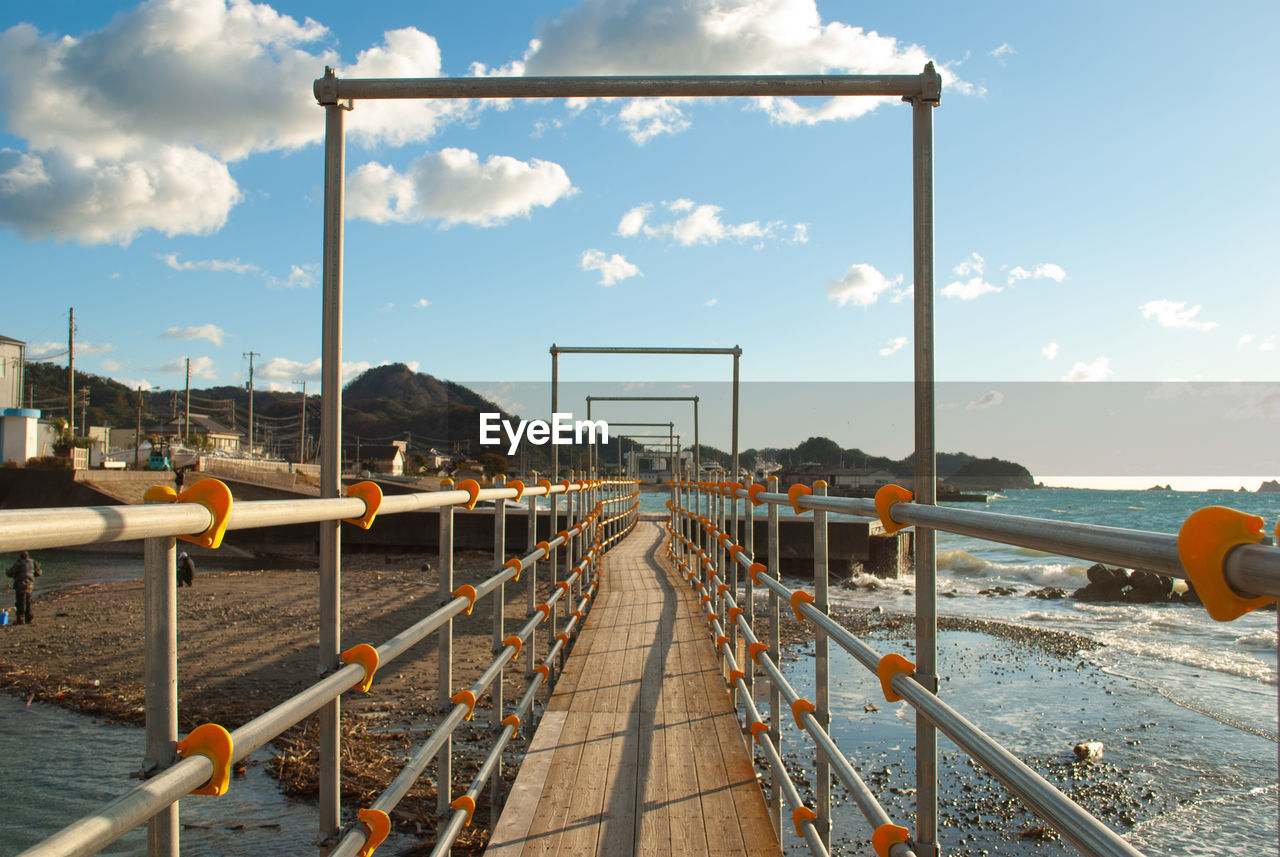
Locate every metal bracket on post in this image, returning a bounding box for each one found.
[905,61,942,106]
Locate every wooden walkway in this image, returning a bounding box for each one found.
[486,521,781,857]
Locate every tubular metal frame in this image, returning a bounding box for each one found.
[664,478,1280,857]
[9,477,642,857]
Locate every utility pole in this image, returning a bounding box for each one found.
[135,387,143,470]
[243,351,260,457]
[79,388,89,436]
[68,307,75,437]
[293,379,306,462]
[184,358,191,445]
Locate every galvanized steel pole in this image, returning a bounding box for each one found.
[767,475,783,839]
[491,474,506,824]
[143,531,177,857]
[910,62,942,857]
[813,481,831,848]
[317,72,347,855]
[437,503,454,817]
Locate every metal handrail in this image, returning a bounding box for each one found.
[660,477,1257,857]
[12,476,640,857]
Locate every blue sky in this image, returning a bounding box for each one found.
[2,0,1278,483]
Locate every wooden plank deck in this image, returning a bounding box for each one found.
[486,521,781,857]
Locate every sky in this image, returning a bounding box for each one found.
[2,0,1278,486]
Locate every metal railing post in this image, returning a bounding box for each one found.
[743,482,755,701]
[766,475,783,839]
[491,475,506,824]
[911,66,941,857]
[317,82,347,857]
[813,481,831,848]
[437,500,454,819]
[525,473,538,694]
[143,530,178,857]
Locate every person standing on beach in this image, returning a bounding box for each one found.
[6,551,42,625]
[177,551,195,587]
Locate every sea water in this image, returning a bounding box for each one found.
[644,487,1279,854]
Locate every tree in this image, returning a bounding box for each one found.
[479,452,509,477]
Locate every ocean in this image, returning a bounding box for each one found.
[2,488,1276,855]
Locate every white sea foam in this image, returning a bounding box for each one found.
[936,548,1087,588]
[1235,628,1278,650]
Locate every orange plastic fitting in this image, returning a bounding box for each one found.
[504,557,523,582]
[450,794,476,827]
[716,635,730,649]
[874,484,915,535]
[728,607,744,622]
[718,533,732,548]
[503,635,523,657]
[356,808,391,857]
[790,590,815,621]
[878,653,916,702]
[502,714,521,733]
[792,806,818,837]
[175,723,234,796]
[556,581,572,595]
[147,479,235,550]
[748,562,768,584]
[452,585,478,616]
[507,479,525,502]
[558,529,571,543]
[537,478,552,495]
[536,540,552,558]
[555,632,570,645]
[873,823,912,857]
[748,642,769,664]
[535,603,551,623]
[456,479,481,510]
[748,484,767,506]
[533,664,551,679]
[791,698,817,729]
[728,545,744,561]
[717,583,730,596]
[1177,505,1273,621]
[788,483,812,515]
[750,721,770,743]
[706,612,719,624]
[451,690,477,720]
[341,643,379,694]
[343,481,384,530]
[729,669,746,684]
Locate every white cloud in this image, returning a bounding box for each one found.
[1261,336,1277,353]
[347,148,575,227]
[100,358,122,372]
[0,6,469,244]
[580,249,640,286]
[966,390,1004,410]
[26,342,66,361]
[618,198,799,247]
[1063,356,1113,382]
[989,43,1015,64]
[509,0,974,142]
[256,355,379,384]
[159,253,258,274]
[159,355,217,380]
[617,204,651,237]
[889,282,914,304]
[1041,342,1059,360]
[953,252,985,277]
[1139,299,1217,331]
[941,277,1000,300]
[414,298,430,309]
[1238,334,1254,348]
[0,146,240,244]
[704,298,718,307]
[163,324,227,346]
[878,336,907,356]
[1008,262,1066,285]
[268,263,318,289]
[827,263,902,307]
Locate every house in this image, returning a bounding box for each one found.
[344,440,407,476]
[161,414,243,452]
[0,334,25,411]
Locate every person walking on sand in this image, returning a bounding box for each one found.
[6,551,42,625]
[177,551,195,587]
